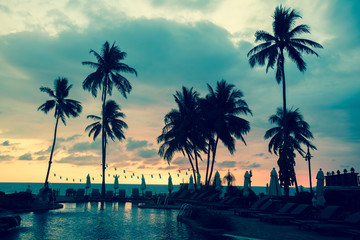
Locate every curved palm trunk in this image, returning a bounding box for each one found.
[308,158,313,193]
[280,49,299,195]
[186,152,197,188]
[280,49,286,115]
[44,115,60,189]
[101,82,108,200]
[194,147,200,178]
[208,136,219,185]
[205,141,211,186]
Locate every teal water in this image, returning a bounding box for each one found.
[1,202,210,240]
[0,182,300,196]
[0,182,180,196]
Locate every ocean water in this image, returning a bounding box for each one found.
[0,182,299,196]
[0,183,180,197]
[1,202,209,240]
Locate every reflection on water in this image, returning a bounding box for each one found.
[1,203,207,240]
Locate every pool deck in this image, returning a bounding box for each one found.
[218,210,352,240]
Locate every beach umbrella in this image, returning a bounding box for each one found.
[316,168,325,207]
[197,173,201,190]
[114,175,119,191]
[243,171,251,197]
[188,175,195,192]
[86,174,91,196]
[140,174,146,195]
[168,175,174,195]
[268,168,282,197]
[214,171,221,190]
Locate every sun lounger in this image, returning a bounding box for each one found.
[233,196,269,216]
[145,191,152,199]
[131,188,140,198]
[234,199,279,217]
[257,202,297,221]
[265,204,312,224]
[118,189,126,198]
[294,205,341,229]
[91,189,101,201]
[306,211,360,235]
[75,189,85,202]
[105,190,114,201]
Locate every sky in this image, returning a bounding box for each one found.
[0,0,359,188]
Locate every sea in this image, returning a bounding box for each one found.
[0,182,298,196]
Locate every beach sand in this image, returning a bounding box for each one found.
[221,210,351,240]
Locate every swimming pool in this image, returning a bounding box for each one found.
[2,202,208,240]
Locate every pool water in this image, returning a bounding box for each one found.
[1,202,208,240]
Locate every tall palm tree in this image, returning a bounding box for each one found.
[38,77,82,188]
[82,41,137,197]
[247,5,323,113]
[158,87,206,188]
[200,80,251,185]
[264,108,316,196]
[223,170,236,187]
[86,100,127,197]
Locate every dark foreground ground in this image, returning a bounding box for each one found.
[219,210,351,240]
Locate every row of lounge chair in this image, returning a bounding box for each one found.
[233,196,360,239]
[60,188,154,202]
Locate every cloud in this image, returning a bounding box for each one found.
[18,153,32,160]
[217,160,236,168]
[2,140,10,146]
[34,146,51,155]
[57,155,99,166]
[0,155,12,161]
[254,153,264,157]
[126,137,151,150]
[68,141,102,153]
[137,149,157,158]
[150,0,220,11]
[247,163,261,168]
[171,157,188,165]
[36,156,47,160]
[239,161,261,169]
[158,165,177,170]
[58,134,82,142]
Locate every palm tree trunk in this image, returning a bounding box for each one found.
[280,49,286,114]
[308,158,313,193]
[194,147,199,178]
[205,141,211,186]
[44,115,60,189]
[208,136,219,184]
[280,49,299,194]
[186,152,197,189]
[101,82,108,199]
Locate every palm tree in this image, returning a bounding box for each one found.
[264,108,316,196]
[158,87,206,188]
[82,41,137,197]
[200,80,251,186]
[223,170,236,187]
[247,5,323,113]
[86,100,127,197]
[38,77,82,188]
